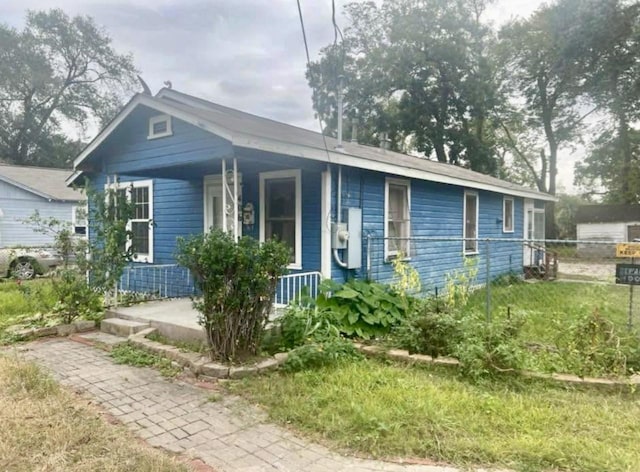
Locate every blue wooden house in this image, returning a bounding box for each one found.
[68,89,553,300]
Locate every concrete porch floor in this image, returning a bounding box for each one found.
[106,298,205,343]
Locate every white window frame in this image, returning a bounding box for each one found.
[71,204,88,237]
[259,169,302,270]
[384,177,411,260]
[147,114,173,140]
[503,197,514,233]
[463,190,479,255]
[109,179,154,263]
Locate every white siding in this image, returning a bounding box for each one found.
[577,222,640,242]
[0,180,76,248]
[577,222,628,242]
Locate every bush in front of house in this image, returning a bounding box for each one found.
[176,230,290,362]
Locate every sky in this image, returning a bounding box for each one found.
[1,0,581,190]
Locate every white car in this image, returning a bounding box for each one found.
[0,247,62,280]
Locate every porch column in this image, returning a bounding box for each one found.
[221,159,227,233]
[321,168,332,279]
[233,157,239,242]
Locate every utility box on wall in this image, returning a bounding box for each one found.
[346,207,362,269]
[331,222,349,249]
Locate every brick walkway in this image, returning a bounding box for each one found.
[10,338,481,472]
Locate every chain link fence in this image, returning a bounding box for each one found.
[365,236,637,332]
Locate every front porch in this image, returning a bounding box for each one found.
[106,298,203,343]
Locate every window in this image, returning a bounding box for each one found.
[111,180,154,263]
[503,197,514,233]
[259,170,301,269]
[148,115,172,139]
[384,178,411,258]
[71,205,87,236]
[464,191,478,254]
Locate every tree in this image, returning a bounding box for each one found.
[308,0,504,175]
[575,128,640,202]
[0,9,137,168]
[555,193,590,240]
[498,0,597,237]
[573,0,640,204]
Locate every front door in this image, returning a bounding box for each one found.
[204,175,242,235]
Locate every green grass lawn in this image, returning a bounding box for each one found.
[233,359,640,472]
[0,279,56,332]
[467,281,631,343]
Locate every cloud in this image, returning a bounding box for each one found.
[3,0,582,191]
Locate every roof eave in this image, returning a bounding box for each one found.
[73,93,555,202]
[231,134,556,202]
[0,174,59,201]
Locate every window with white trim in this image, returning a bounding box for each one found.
[503,197,514,233]
[148,115,172,139]
[385,178,411,258]
[71,205,87,236]
[259,169,301,269]
[112,180,154,263]
[464,191,478,254]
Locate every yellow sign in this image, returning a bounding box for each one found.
[616,243,640,258]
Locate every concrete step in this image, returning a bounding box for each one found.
[101,318,150,337]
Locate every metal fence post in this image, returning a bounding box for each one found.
[629,257,635,331]
[485,239,491,322]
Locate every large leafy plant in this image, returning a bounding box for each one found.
[314,279,412,339]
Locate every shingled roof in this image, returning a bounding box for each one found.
[575,204,640,224]
[71,88,555,202]
[0,164,82,202]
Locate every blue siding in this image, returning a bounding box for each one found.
[83,103,542,298]
[0,179,78,248]
[331,169,528,291]
[89,162,321,296]
[95,106,232,175]
[87,173,203,265]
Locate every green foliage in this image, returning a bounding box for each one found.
[22,211,87,268]
[308,0,503,174]
[282,337,361,373]
[454,312,526,379]
[390,254,421,297]
[110,343,181,377]
[313,279,412,340]
[0,9,137,167]
[146,332,206,354]
[51,269,103,324]
[392,297,525,378]
[23,209,103,323]
[554,194,589,240]
[391,301,461,358]
[265,301,362,372]
[555,309,640,377]
[270,304,341,352]
[444,257,478,309]
[84,180,137,304]
[175,230,290,362]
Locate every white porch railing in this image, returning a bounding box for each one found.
[119,264,195,299]
[118,265,323,307]
[274,271,323,307]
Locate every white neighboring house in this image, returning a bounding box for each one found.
[0,164,84,248]
[576,204,640,257]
